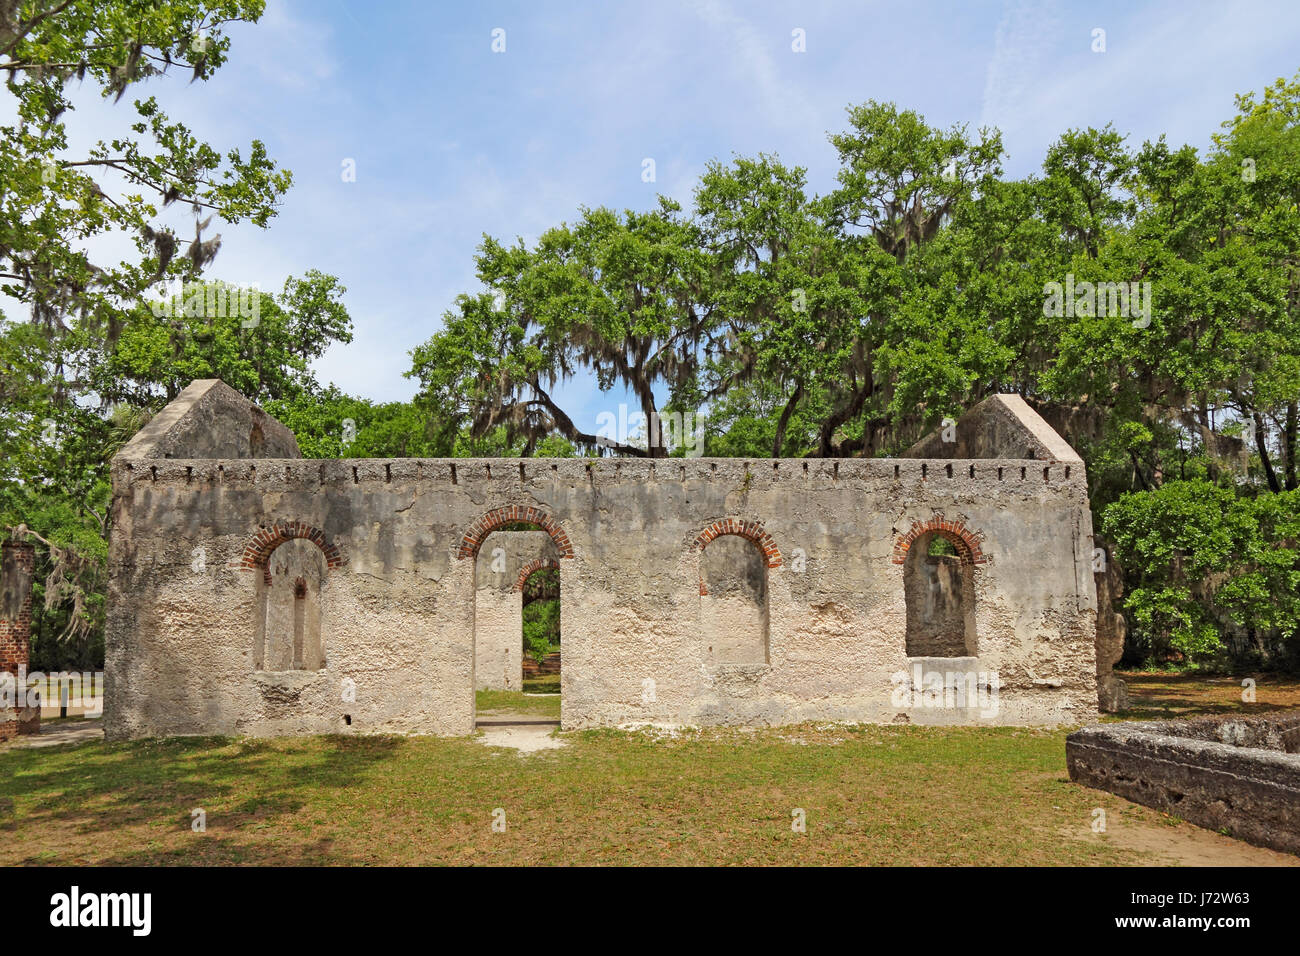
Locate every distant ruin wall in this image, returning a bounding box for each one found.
[904,393,1078,462]
[1,541,38,741]
[118,379,300,461]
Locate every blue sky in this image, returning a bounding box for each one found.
[44,0,1300,427]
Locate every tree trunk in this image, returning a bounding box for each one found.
[1253,412,1281,493]
[772,381,803,458]
[1284,401,1297,491]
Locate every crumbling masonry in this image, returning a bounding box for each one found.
[105,379,1110,738]
[1,540,40,741]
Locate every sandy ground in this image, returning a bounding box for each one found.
[1,717,104,749]
[475,709,566,753]
[1066,815,1299,866]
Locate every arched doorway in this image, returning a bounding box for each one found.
[462,510,570,729]
[518,560,561,692]
[239,521,343,672]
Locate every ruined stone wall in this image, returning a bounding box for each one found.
[904,553,973,657]
[1093,543,1129,713]
[904,393,1079,462]
[1,541,37,741]
[106,448,1099,738]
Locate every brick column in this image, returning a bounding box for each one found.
[0,541,37,741]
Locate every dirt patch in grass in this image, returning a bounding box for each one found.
[1064,813,1299,867]
[475,723,566,754]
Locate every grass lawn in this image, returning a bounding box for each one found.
[475,689,560,719]
[1,673,1296,866]
[1113,670,1300,719]
[522,673,560,694]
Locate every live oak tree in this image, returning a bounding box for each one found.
[1086,78,1300,663]
[2,0,289,359]
[409,198,716,458]
[409,86,1300,667]
[96,270,351,406]
[1,0,291,649]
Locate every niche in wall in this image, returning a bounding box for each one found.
[700,534,770,666]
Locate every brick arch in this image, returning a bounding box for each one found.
[891,515,988,565]
[514,558,560,592]
[457,506,574,560]
[237,521,345,584]
[692,518,782,569]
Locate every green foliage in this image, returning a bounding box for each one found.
[0,2,293,656]
[264,388,441,460]
[408,74,1300,668]
[408,197,712,457]
[522,566,561,664]
[2,2,290,337]
[522,598,559,664]
[1103,481,1300,662]
[95,271,351,405]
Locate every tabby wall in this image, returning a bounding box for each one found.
[105,422,1099,738]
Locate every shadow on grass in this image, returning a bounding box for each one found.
[96,835,364,866]
[0,733,407,865]
[1116,672,1300,721]
[522,675,560,694]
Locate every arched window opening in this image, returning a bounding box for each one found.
[700,534,769,666]
[904,531,976,657]
[255,538,326,672]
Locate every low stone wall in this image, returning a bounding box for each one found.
[523,652,561,678]
[1066,713,1300,855]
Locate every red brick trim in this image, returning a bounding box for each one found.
[237,522,345,584]
[1,541,35,738]
[694,519,781,596]
[692,519,782,569]
[458,507,574,560]
[514,558,560,591]
[891,514,988,565]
